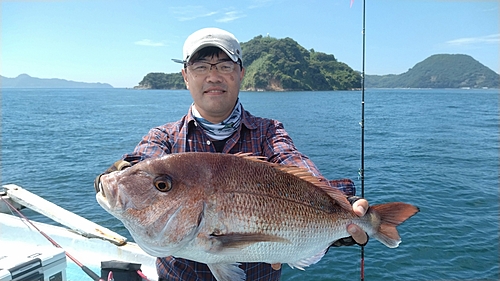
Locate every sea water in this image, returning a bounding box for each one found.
[1,88,498,280]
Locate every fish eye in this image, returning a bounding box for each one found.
[154,176,172,192]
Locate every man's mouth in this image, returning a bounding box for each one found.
[204,87,226,94]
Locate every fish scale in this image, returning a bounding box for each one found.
[96,152,419,281]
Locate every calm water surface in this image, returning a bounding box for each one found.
[1,88,498,280]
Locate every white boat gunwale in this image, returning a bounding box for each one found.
[0,184,158,281]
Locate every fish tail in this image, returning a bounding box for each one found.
[369,202,419,248]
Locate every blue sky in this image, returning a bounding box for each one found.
[2,0,498,88]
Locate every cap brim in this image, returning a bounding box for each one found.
[172,59,185,64]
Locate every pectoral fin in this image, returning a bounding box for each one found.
[205,232,289,254]
[213,232,288,248]
[207,263,245,281]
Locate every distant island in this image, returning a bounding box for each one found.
[136,35,499,91]
[365,54,499,89]
[1,74,113,88]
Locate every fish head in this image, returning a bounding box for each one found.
[96,155,207,257]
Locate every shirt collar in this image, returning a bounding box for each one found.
[186,104,258,130]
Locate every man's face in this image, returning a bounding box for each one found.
[182,51,245,123]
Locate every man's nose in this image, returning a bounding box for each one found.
[206,66,223,81]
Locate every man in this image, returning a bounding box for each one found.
[99,27,368,281]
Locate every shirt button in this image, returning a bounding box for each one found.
[206,140,211,145]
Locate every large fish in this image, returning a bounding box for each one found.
[95,152,418,281]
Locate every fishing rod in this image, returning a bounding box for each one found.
[359,0,366,280]
[0,195,104,281]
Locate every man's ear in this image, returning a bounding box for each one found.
[181,68,189,89]
[239,67,245,80]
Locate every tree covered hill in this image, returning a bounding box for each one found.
[366,54,499,88]
[239,35,360,91]
[136,72,185,90]
[136,35,361,91]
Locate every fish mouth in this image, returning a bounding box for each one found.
[97,181,106,198]
[95,173,117,199]
[95,173,117,209]
[94,174,108,199]
[94,174,103,194]
[95,175,104,195]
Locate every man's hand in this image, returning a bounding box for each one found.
[94,160,131,193]
[103,159,132,174]
[271,263,281,270]
[331,197,369,247]
[347,198,369,245]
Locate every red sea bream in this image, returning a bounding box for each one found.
[96,152,419,281]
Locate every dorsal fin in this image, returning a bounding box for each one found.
[233,152,267,161]
[232,153,352,211]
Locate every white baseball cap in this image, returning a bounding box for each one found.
[172,27,243,65]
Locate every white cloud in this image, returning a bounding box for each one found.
[134,39,165,47]
[216,11,246,23]
[248,0,276,9]
[178,11,218,21]
[169,6,245,22]
[169,6,218,21]
[446,34,500,46]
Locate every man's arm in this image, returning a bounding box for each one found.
[94,127,172,191]
[122,127,172,165]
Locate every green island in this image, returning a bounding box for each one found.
[366,54,499,89]
[136,35,360,91]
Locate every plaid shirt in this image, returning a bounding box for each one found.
[122,104,355,281]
